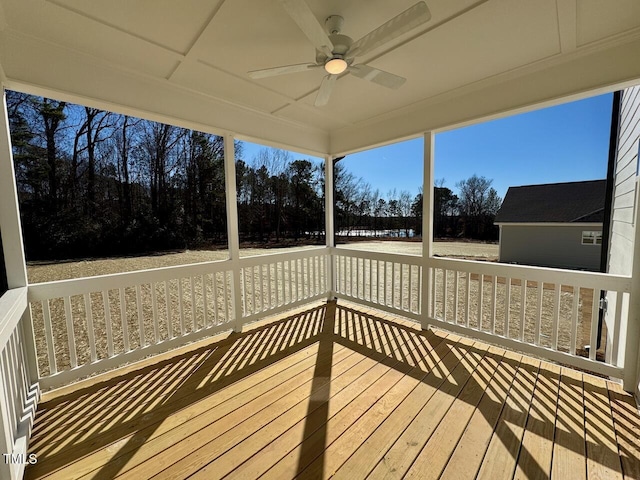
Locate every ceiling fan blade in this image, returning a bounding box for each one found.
[279,0,334,57]
[248,63,320,79]
[350,64,406,89]
[348,2,431,58]
[315,75,337,106]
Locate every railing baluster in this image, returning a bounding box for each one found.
[152,282,160,342]
[535,281,543,345]
[190,276,197,331]
[261,264,266,311]
[505,277,511,337]
[384,261,388,306]
[453,270,459,324]
[178,280,185,336]
[392,262,397,308]
[431,268,438,318]
[589,288,599,360]
[477,274,483,330]
[119,288,129,352]
[491,276,497,334]
[64,296,78,367]
[201,275,208,328]
[418,265,422,315]
[520,278,527,341]
[251,265,257,314]
[570,285,579,355]
[288,260,293,304]
[373,259,378,303]
[268,264,273,307]
[442,269,448,322]
[612,291,624,365]
[409,265,414,313]
[102,291,114,357]
[84,293,97,362]
[465,272,471,327]
[42,300,57,374]
[295,259,299,301]
[356,257,360,299]
[225,271,231,322]
[307,257,312,298]
[165,281,173,339]
[552,283,561,350]
[278,261,284,305]
[241,267,247,314]
[367,258,372,302]
[400,264,405,310]
[136,285,145,347]
[212,273,219,325]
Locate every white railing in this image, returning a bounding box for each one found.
[22,246,634,389]
[332,248,422,321]
[239,248,328,323]
[0,288,38,480]
[28,260,235,389]
[428,257,632,377]
[27,248,329,390]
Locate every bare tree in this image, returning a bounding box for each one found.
[456,174,501,239]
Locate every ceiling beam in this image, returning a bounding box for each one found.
[556,0,578,53]
[329,36,640,155]
[166,0,226,80]
[0,30,330,155]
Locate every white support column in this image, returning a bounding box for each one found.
[0,88,28,289]
[623,176,640,395]
[324,155,335,299]
[421,132,435,329]
[223,134,243,332]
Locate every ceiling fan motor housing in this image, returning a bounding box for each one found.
[325,15,344,34]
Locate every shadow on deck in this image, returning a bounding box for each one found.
[26,301,640,479]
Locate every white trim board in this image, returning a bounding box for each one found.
[495,222,603,227]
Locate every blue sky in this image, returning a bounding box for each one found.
[240,93,613,200]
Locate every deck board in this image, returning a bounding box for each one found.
[25,300,640,480]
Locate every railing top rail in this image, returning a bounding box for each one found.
[238,246,328,267]
[429,256,632,292]
[0,287,28,350]
[28,258,234,301]
[331,247,421,264]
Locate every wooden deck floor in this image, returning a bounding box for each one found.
[26,301,640,480]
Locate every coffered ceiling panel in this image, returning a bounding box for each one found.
[0,0,639,155]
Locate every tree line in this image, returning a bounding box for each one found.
[6,92,501,261]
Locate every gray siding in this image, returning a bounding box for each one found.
[608,86,640,277]
[499,225,602,271]
[606,87,640,389]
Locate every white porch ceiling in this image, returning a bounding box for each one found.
[1,0,640,156]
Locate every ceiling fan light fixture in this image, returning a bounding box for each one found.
[324,57,347,74]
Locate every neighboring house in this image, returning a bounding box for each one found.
[495,179,607,271]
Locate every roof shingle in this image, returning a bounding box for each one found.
[494,179,606,224]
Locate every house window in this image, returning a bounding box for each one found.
[582,230,602,245]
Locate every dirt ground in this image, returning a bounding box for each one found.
[27,241,497,283]
[338,240,499,260]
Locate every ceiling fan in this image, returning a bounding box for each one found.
[248,0,431,106]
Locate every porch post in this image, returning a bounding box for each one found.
[324,155,335,299]
[223,134,243,332]
[421,131,435,329]
[0,89,27,289]
[623,176,640,395]
[0,89,38,383]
